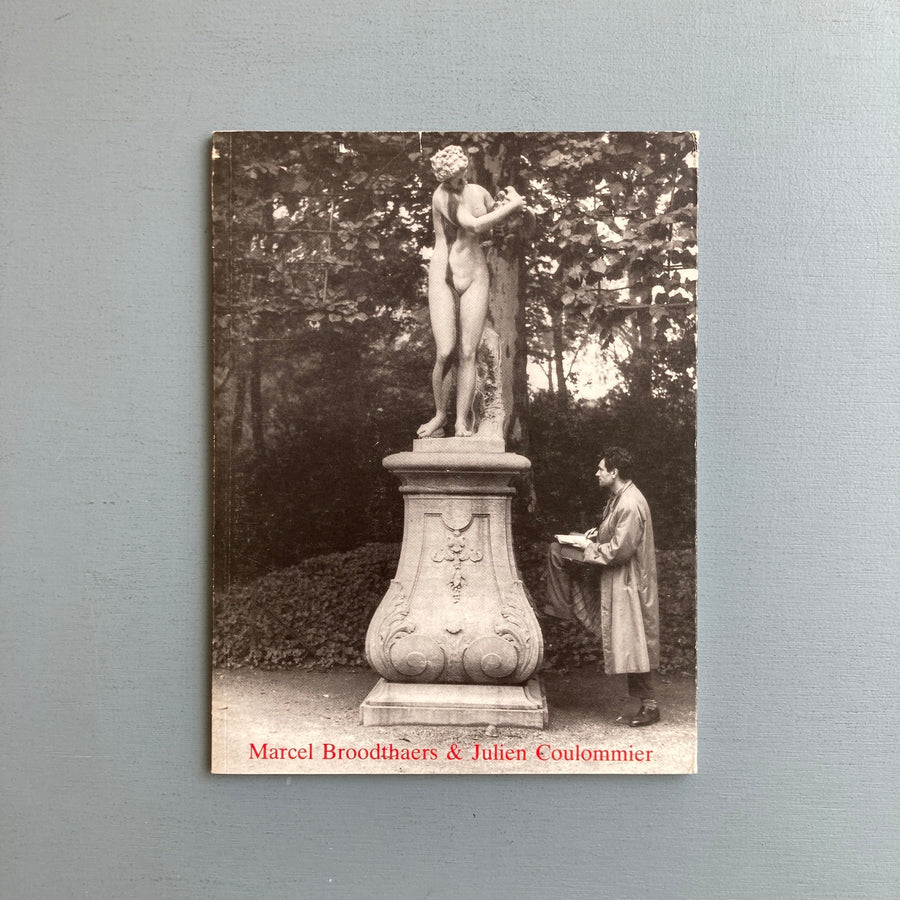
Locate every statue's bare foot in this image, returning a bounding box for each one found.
[417,414,446,439]
[455,410,476,438]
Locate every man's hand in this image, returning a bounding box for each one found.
[584,527,598,541]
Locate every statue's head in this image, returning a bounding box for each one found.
[431,145,469,183]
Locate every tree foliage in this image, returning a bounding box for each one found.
[211,132,696,589]
[521,132,697,400]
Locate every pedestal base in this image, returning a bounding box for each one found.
[365,447,543,685]
[360,677,548,728]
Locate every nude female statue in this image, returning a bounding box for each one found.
[417,145,528,439]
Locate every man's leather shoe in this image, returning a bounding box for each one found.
[626,704,660,727]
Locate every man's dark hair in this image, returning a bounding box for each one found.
[600,446,634,479]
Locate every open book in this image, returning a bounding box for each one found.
[555,533,590,547]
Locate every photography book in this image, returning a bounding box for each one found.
[211,131,697,774]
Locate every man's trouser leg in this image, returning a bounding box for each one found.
[543,542,586,620]
[627,671,656,701]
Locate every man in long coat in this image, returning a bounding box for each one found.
[543,447,661,726]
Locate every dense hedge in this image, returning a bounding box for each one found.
[212,541,695,675]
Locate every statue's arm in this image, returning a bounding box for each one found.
[455,185,526,235]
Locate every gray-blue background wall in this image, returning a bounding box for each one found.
[2,2,897,897]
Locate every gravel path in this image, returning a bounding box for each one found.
[212,667,696,775]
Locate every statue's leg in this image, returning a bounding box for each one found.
[455,277,490,437]
[417,276,457,438]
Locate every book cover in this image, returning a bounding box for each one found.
[211,131,697,774]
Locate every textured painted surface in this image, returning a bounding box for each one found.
[1,1,898,897]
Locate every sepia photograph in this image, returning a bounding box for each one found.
[210,131,698,774]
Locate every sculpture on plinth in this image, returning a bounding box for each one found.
[361,146,546,726]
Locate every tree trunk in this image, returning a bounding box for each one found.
[471,139,530,454]
[469,137,538,513]
[626,283,655,402]
[550,304,568,403]
[249,337,265,457]
[230,372,247,448]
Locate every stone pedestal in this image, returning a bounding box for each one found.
[360,678,548,727]
[361,439,545,727]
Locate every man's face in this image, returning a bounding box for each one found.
[596,459,616,489]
